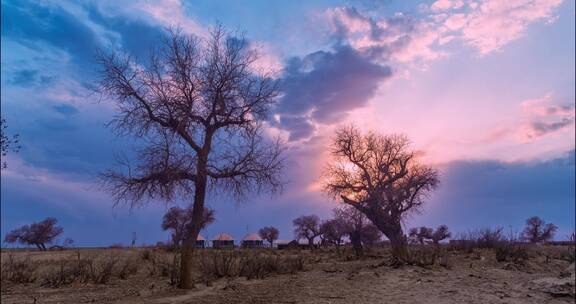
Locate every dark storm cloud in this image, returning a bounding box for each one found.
[417,150,576,236]
[526,118,575,139]
[52,104,79,116]
[1,1,100,67]
[276,45,393,140]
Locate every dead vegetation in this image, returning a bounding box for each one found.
[1,245,574,303]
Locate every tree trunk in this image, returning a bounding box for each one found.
[370,216,408,265]
[179,172,207,289]
[387,231,408,266]
[350,232,363,258]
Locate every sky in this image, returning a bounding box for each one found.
[1,0,574,247]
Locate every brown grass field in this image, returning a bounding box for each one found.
[1,245,574,304]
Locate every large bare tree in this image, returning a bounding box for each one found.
[96,26,285,288]
[521,216,557,243]
[323,126,439,264]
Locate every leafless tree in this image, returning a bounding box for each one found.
[319,218,346,247]
[4,217,63,250]
[408,227,433,245]
[430,225,451,244]
[323,126,439,264]
[408,225,451,245]
[361,224,382,247]
[96,26,285,288]
[521,216,557,243]
[1,117,20,169]
[333,206,370,257]
[293,215,321,246]
[258,226,279,247]
[162,206,215,247]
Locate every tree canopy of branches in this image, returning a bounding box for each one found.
[96,26,285,288]
[1,117,20,169]
[409,225,451,245]
[521,216,557,243]
[4,217,63,250]
[161,206,215,247]
[293,215,321,246]
[323,126,439,264]
[258,226,279,247]
[319,218,347,247]
[333,206,381,257]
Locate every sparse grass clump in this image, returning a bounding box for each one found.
[1,254,37,284]
[198,250,306,283]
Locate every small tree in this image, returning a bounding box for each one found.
[1,117,20,169]
[430,225,451,245]
[4,217,63,250]
[293,215,321,246]
[333,206,370,257]
[258,226,279,247]
[161,206,215,247]
[408,227,433,245]
[521,216,557,243]
[319,219,346,247]
[97,26,285,288]
[324,126,439,264]
[361,224,382,247]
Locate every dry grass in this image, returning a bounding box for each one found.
[1,245,574,303]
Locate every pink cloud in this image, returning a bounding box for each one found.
[461,0,562,54]
[431,0,465,12]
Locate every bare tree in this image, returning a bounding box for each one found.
[521,216,557,243]
[333,206,369,257]
[408,227,432,245]
[319,218,346,247]
[361,224,382,247]
[258,226,279,247]
[4,217,64,250]
[293,215,321,246]
[162,206,215,247]
[323,126,439,264]
[430,225,451,245]
[96,26,285,288]
[1,117,20,169]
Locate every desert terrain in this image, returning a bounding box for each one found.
[1,245,574,304]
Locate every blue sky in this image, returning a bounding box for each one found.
[1,0,574,246]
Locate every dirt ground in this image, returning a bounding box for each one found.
[1,246,574,304]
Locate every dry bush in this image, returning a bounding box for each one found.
[140,249,152,261]
[118,259,139,280]
[406,245,439,267]
[495,242,528,263]
[157,253,181,286]
[1,253,37,283]
[39,254,120,287]
[198,250,305,283]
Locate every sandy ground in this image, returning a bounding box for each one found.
[1,247,574,304]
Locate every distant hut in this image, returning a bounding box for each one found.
[242,233,264,248]
[195,234,207,248]
[277,240,304,250]
[212,233,234,249]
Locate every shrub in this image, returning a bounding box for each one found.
[407,245,438,266]
[118,259,139,280]
[158,254,181,286]
[198,251,306,283]
[495,242,528,263]
[1,254,36,283]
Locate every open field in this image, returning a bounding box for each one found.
[1,245,574,304]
